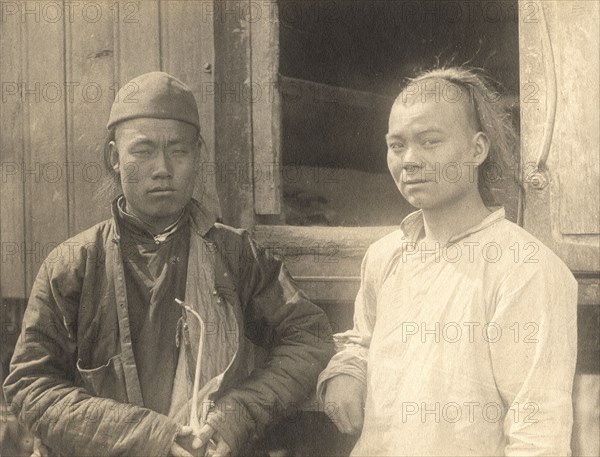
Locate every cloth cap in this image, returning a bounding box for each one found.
[107,72,200,132]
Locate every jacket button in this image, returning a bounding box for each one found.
[212,290,217,296]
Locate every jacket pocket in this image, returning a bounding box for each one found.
[76,355,129,403]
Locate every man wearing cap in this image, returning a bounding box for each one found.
[4,72,333,457]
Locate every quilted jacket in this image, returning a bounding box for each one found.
[3,198,334,456]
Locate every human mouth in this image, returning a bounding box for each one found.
[401,164,427,184]
[148,187,176,194]
[400,172,429,184]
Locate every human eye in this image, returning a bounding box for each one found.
[388,142,406,153]
[422,138,442,148]
[129,141,154,156]
[131,148,151,156]
[169,147,192,158]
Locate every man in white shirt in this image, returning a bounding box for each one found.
[317,67,577,456]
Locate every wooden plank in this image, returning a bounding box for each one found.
[280,76,393,111]
[65,1,115,235]
[115,0,160,85]
[252,2,282,215]
[0,17,26,299]
[506,13,600,452]
[253,225,397,285]
[1,298,28,369]
[22,3,69,293]
[213,0,254,228]
[294,276,359,304]
[555,1,600,235]
[518,0,599,272]
[253,224,398,252]
[160,0,221,218]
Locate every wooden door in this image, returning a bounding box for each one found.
[519,2,599,455]
[0,0,217,338]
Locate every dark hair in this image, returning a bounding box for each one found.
[398,67,519,204]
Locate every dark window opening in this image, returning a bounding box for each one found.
[278,0,520,226]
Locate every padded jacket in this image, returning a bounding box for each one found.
[4,198,334,456]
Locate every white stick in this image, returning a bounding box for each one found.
[175,298,204,436]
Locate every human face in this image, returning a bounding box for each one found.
[386,92,488,211]
[110,118,199,231]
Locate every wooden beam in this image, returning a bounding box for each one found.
[160,0,221,219]
[22,8,69,293]
[65,0,115,234]
[0,17,26,299]
[115,0,160,85]
[252,1,282,215]
[213,0,255,228]
[280,76,393,111]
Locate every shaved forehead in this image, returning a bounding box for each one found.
[393,77,480,133]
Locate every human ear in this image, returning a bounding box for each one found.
[194,134,207,168]
[108,141,120,172]
[472,132,490,166]
[195,133,207,155]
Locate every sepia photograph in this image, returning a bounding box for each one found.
[0,1,598,456]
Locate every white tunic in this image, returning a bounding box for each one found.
[317,208,577,456]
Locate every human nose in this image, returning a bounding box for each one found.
[402,144,420,166]
[399,146,426,182]
[151,150,172,178]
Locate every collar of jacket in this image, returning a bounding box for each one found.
[110,196,218,242]
[399,206,505,245]
[106,196,219,407]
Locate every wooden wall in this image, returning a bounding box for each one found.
[0,0,218,307]
[519,4,600,454]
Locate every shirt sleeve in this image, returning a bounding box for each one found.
[489,253,578,456]
[316,246,378,404]
[205,231,334,455]
[3,253,181,457]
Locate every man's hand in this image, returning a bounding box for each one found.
[323,374,366,434]
[170,426,195,457]
[192,423,231,457]
[31,438,50,457]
